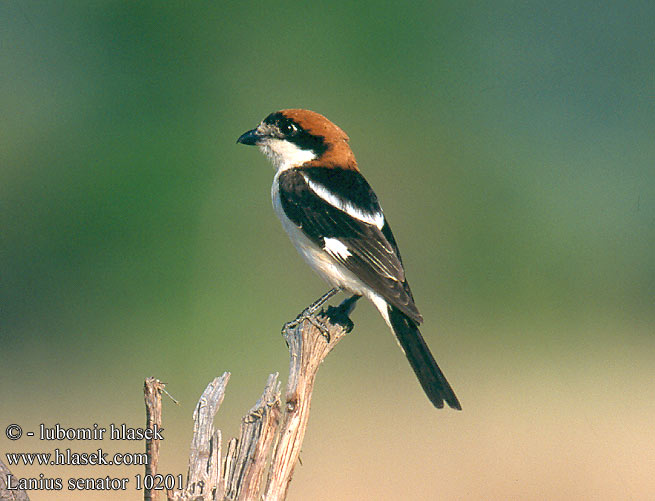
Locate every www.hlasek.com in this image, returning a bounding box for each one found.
[4,423,183,493]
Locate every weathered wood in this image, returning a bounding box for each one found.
[223,374,281,501]
[263,300,356,500]
[0,459,30,501]
[150,296,356,501]
[144,377,166,501]
[168,373,230,501]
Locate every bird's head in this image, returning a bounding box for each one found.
[237,109,357,171]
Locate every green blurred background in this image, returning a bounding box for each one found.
[2,2,654,499]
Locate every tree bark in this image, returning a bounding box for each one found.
[147,297,356,501]
[0,459,30,501]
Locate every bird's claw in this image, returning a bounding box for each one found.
[283,288,357,341]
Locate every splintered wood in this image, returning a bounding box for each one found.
[146,301,355,501]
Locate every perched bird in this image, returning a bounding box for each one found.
[237,109,460,410]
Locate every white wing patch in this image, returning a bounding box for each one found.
[323,237,352,260]
[303,174,385,229]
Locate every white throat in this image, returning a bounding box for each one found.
[259,138,317,171]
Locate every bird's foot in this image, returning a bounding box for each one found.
[283,290,361,342]
[283,313,332,340]
[325,295,361,337]
[283,288,341,332]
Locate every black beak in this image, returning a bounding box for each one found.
[236,128,262,146]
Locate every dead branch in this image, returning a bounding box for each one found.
[0,459,30,501]
[144,377,166,501]
[148,297,356,501]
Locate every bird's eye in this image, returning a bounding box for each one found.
[280,122,298,135]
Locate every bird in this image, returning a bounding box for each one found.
[237,109,461,410]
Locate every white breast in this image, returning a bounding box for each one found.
[271,172,367,295]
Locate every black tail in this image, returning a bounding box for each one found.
[388,306,461,410]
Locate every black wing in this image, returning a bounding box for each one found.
[278,167,422,323]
